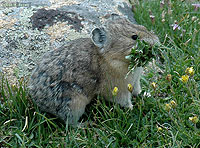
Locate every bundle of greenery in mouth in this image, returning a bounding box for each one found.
[126,40,161,71]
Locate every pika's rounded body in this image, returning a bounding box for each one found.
[29,17,159,125]
[30,38,100,123]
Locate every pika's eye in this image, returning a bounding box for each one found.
[131,35,138,40]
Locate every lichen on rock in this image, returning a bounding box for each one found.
[0,0,135,83]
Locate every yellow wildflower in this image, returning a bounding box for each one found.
[180,75,189,83]
[11,84,16,88]
[170,100,177,109]
[166,74,172,82]
[157,127,162,131]
[127,84,133,92]
[185,67,194,76]
[165,103,171,112]
[189,116,199,124]
[112,87,119,96]
[151,82,157,89]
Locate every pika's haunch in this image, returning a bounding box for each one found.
[28,16,159,125]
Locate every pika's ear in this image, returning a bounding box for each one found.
[91,27,108,49]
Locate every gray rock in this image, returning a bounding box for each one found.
[0,0,135,82]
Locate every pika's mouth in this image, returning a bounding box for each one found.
[125,42,138,60]
[125,40,159,67]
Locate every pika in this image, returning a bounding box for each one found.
[28,16,159,125]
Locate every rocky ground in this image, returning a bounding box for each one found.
[0,0,136,84]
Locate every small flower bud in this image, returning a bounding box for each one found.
[112,87,119,96]
[166,74,172,82]
[165,103,171,112]
[161,11,166,19]
[160,0,165,9]
[185,67,194,76]
[189,116,199,124]
[11,84,16,90]
[127,84,133,93]
[157,127,162,131]
[170,100,177,109]
[150,15,155,24]
[151,82,157,89]
[180,75,189,83]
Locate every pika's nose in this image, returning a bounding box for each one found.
[142,35,160,46]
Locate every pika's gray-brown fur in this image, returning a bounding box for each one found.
[28,16,159,125]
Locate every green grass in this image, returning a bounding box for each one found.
[1,1,200,147]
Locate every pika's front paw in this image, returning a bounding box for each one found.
[132,84,142,97]
[128,104,133,110]
[123,99,133,110]
[132,89,141,97]
[132,67,143,97]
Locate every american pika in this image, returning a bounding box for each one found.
[28,16,159,125]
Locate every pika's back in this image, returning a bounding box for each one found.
[29,38,101,112]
